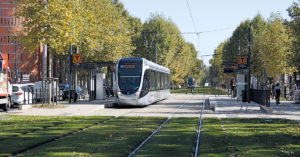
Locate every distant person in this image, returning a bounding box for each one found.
[230,79,236,97]
[191,84,195,93]
[274,83,281,105]
[271,83,275,99]
[230,79,234,95]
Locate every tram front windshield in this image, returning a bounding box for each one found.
[118,60,142,94]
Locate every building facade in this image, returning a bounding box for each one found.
[0,0,43,83]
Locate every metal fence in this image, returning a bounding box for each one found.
[250,89,271,107]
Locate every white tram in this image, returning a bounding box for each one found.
[115,58,171,106]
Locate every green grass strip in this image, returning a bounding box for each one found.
[221,118,300,156]
[199,118,300,157]
[134,117,199,157]
[0,115,113,156]
[171,87,228,95]
[18,116,167,157]
[198,118,230,157]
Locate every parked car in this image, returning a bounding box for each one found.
[62,85,76,101]
[34,81,59,101]
[77,86,89,99]
[12,84,33,106]
[60,84,89,101]
[24,83,34,92]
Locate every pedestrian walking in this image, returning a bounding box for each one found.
[274,83,281,105]
[271,83,275,99]
[191,84,195,93]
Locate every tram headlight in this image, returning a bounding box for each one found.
[135,91,140,96]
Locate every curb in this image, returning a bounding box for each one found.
[205,98,215,111]
[260,105,273,113]
[18,105,32,110]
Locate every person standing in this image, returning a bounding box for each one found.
[230,79,236,97]
[274,83,281,105]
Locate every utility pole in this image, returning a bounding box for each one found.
[69,45,72,103]
[74,47,78,102]
[42,0,47,79]
[247,26,251,103]
[238,40,241,55]
[155,41,157,63]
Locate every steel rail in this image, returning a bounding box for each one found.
[194,96,205,157]
[128,95,194,157]
[14,108,140,157]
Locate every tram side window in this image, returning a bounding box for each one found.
[162,73,165,89]
[167,74,170,89]
[142,70,150,92]
[164,74,168,89]
[150,70,156,91]
[140,70,150,98]
[156,71,160,90]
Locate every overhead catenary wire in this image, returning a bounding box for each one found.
[185,0,201,52]
[185,0,198,34]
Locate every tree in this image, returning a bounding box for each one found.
[250,14,268,76]
[253,13,294,77]
[132,14,201,86]
[288,0,300,70]
[14,0,134,62]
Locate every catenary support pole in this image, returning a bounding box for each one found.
[69,45,72,103]
[247,26,251,103]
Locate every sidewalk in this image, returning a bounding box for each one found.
[7,99,114,116]
[2,95,299,123]
[206,95,300,123]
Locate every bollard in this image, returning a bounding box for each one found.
[23,91,26,105]
[28,90,30,104]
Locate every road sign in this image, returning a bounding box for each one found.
[72,54,82,64]
[238,56,247,65]
[22,74,30,82]
[231,65,238,69]
[238,56,248,69]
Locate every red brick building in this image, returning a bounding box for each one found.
[0,0,43,83]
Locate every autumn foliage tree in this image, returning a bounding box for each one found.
[13,0,203,86]
[14,0,134,62]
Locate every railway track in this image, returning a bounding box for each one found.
[13,94,205,157]
[127,94,205,157]
[13,108,141,157]
[194,94,205,157]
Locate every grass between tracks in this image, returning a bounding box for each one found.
[134,117,199,157]
[171,87,228,95]
[18,116,167,157]
[0,115,299,157]
[0,115,113,156]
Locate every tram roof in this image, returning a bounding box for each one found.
[118,58,170,74]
